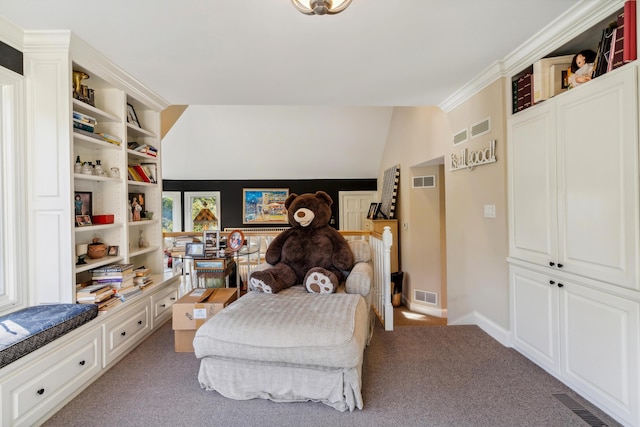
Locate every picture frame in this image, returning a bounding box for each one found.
[128,192,145,222]
[228,230,245,252]
[107,245,119,256]
[75,215,92,227]
[74,191,92,217]
[126,103,141,128]
[185,242,206,259]
[203,230,220,252]
[367,202,381,219]
[242,188,289,224]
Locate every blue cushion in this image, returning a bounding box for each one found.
[0,304,98,369]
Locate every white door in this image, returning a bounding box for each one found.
[339,191,377,230]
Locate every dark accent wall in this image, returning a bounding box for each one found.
[0,41,23,75]
[163,179,377,230]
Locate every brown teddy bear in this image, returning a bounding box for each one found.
[249,191,354,294]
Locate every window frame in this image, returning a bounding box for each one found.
[0,66,27,313]
[162,191,182,232]
[183,191,221,232]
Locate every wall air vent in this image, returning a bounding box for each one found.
[470,117,491,138]
[414,289,438,305]
[453,129,468,145]
[412,175,436,188]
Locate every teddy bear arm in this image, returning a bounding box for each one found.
[264,229,292,265]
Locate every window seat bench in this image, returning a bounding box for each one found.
[0,304,98,369]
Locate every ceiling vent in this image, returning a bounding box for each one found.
[414,289,438,305]
[470,117,491,138]
[453,129,468,145]
[412,175,436,188]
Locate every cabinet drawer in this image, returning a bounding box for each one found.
[151,283,179,328]
[103,302,149,366]
[3,327,101,426]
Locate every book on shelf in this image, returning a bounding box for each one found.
[77,286,114,303]
[91,263,135,274]
[611,10,626,70]
[134,267,151,277]
[76,283,111,296]
[73,111,97,125]
[516,72,533,112]
[97,296,123,312]
[532,54,573,103]
[132,164,151,183]
[72,120,95,133]
[128,141,158,157]
[592,23,616,79]
[624,0,637,63]
[140,163,157,183]
[97,133,122,145]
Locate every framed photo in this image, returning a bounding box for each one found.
[228,230,245,252]
[126,103,141,128]
[129,192,145,222]
[367,202,381,219]
[203,230,220,252]
[185,242,206,259]
[242,188,289,224]
[107,245,119,256]
[75,215,92,227]
[74,191,92,217]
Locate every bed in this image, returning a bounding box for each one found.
[193,239,375,411]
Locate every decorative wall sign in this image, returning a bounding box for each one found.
[450,139,497,171]
[379,164,400,219]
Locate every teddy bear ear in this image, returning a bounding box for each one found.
[284,193,298,210]
[315,191,333,207]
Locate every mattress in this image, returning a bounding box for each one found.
[0,304,98,369]
[193,286,368,368]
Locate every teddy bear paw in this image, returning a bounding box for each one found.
[304,269,337,294]
[250,277,273,294]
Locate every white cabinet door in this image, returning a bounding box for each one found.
[558,280,640,427]
[556,66,639,290]
[509,265,560,375]
[508,102,558,266]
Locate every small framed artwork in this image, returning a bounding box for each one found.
[367,203,380,219]
[203,230,220,252]
[107,246,119,256]
[129,192,145,222]
[228,230,245,252]
[185,242,206,259]
[75,215,92,227]
[127,103,141,128]
[242,188,289,224]
[74,191,92,217]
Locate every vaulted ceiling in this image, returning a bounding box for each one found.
[0,0,583,179]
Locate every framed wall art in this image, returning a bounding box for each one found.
[74,191,92,217]
[126,103,141,127]
[242,188,289,224]
[203,230,220,253]
[129,192,145,222]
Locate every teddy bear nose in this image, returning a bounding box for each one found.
[297,212,305,218]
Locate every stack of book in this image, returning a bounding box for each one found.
[76,283,114,304]
[115,284,142,301]
[128,141,158,157]
[133,267,153,288]
[73,111,96,133]
[91,263,135,290]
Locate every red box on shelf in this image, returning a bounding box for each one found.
[92,214,114,224]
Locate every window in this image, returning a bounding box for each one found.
[184,191,220,232]
[0,66,27,312]
[162,191,182,232]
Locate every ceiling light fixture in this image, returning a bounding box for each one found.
[291,0,353,15]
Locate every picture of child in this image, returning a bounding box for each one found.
[568,49,596,88]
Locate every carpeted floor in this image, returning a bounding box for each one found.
[42,319,622,427]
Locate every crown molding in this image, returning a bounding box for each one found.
[439,0,626,113]
[0,15,24,51]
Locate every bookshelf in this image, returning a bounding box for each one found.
[511,3,634,114]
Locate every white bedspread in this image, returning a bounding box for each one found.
[193,286,368,369]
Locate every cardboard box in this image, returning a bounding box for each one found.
[174,330,197,353]
[172,287,237,352]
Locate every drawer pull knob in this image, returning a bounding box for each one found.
[170,297,176,301]
[557,263,563,268]
[37,388,45,395]
[549,262,555,267]
[121,331,126,336]
[79,360,86,366]
[138,320,143,325]
[549,280,555,285]
[160,304,166,308]
[557,283,564,288]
